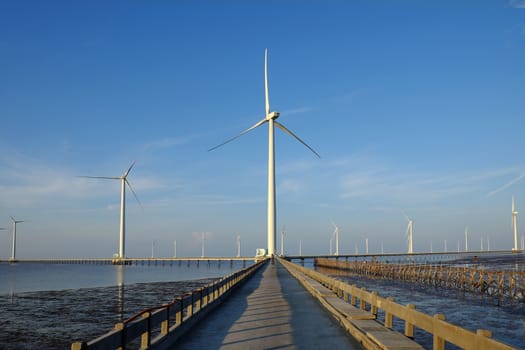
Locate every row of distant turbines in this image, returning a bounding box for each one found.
[323,196,524,256]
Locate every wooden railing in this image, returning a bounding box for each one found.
[315,258,525,302]
[71,258,268,350]
[279,257,515,350]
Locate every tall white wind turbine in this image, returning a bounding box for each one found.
[403,212,414,254]
[209,49,320,256]
[331,221,339,256]
[9,216,24,262]
[512,196,519,252]
[80,162,141,260]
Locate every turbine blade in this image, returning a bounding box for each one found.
[274,121,321,158]
[208,118,267,152]
[402,210,409,222]
[124,161,136,178]
[77,176,120,180]
[125,179,143,210]
[265,48,270,116]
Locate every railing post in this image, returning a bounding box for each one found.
[161,305,169,335]
[188,293,194,316]
[115,322,125,350]
[195,289,202,312]
[350,284,357,305]
[433,314,446,350]
[474,329,492,350]
[140,311,151,349]
[359,288,367,310]
[70,342,87,350]
[384,297,394,328]
[370,291,378,315]
[176,298,183,325]
[404,304,415,338]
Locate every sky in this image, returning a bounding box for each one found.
[1,0,525,259]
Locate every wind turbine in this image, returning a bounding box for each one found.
[512,196,519,252]
[331,220,339,256]
[209,49,320,256]
[9,216,24,262]
[465,226,469,252]
[79,162,141,260]
[403,212,414,254]
[236,234,241,258]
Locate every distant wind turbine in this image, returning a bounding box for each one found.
[9,216,24,262]
[331,220,339,256]
[208,49,320,256]
[465,226,469,252]
[79,162,141,260]
[236,234,241,258]
[512,196,519,252]
[403,212,414,254]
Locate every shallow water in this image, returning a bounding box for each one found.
[0,279,215,350]
[0,261,250,350]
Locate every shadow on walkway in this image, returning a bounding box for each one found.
[173,260,363,349]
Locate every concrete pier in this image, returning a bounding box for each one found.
[174,259,363,349]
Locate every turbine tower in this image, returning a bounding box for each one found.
[403,212,413,254]
[209,49,320,256]
[9,216,24,262]
[512,196,519,252]
[331,221,339,256]
[80,162,140,260]
[236,234,241,258]
[465,226,469,252]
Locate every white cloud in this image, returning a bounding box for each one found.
[0,149,166,209]
[508,0,525,9]
[335,153,524,204]
[281,106,312,115]
[487,171,525,197]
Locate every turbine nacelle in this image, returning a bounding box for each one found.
[266,111,280,120]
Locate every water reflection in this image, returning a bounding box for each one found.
[116,265,125,322]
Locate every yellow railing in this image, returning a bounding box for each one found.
[279,257,515,350]
[71,258,267,350]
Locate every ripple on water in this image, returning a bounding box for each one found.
[0,278,217,350]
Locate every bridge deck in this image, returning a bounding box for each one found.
[174,259,363,349]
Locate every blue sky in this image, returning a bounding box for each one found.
[1,0,525,258]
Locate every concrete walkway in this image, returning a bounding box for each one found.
[174,260,364,349]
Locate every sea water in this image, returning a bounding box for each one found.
[0,261,250,350]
